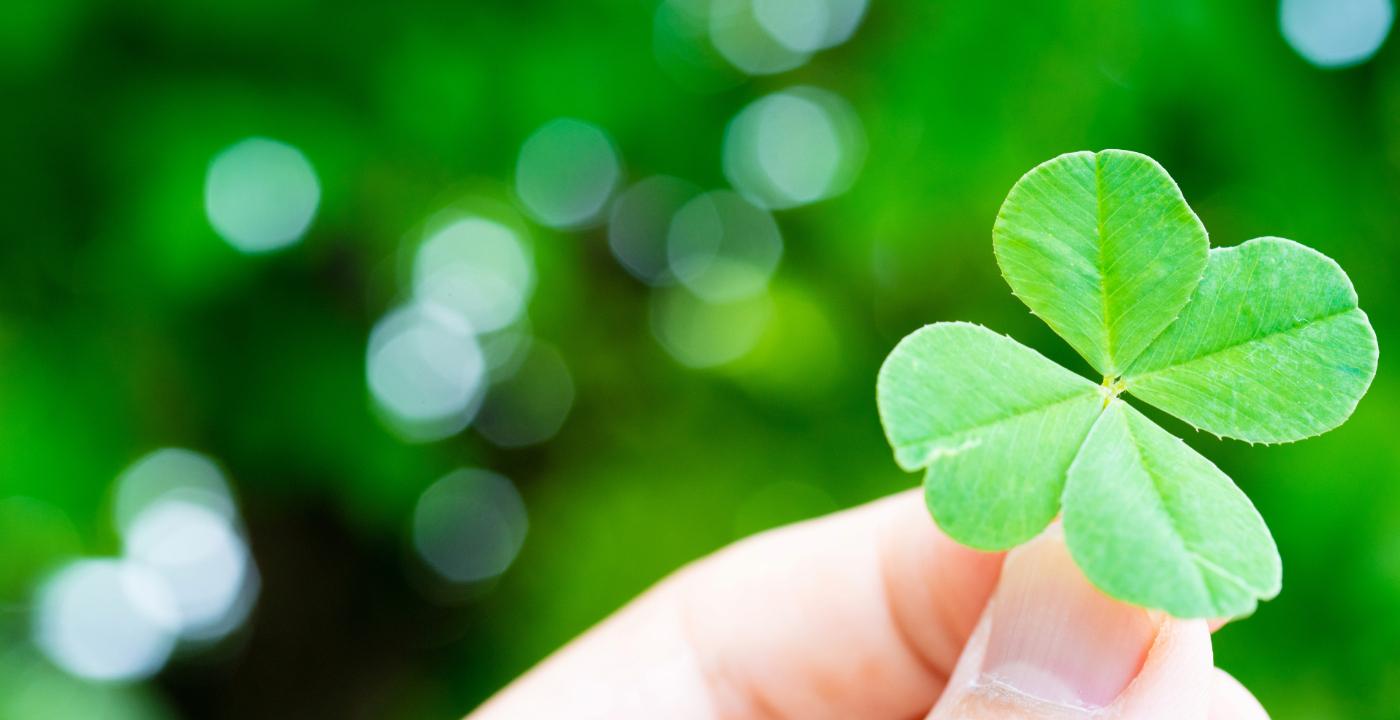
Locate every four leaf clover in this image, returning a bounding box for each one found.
[876,150,1378,618]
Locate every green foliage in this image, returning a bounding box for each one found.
[878,150,1378,618]
[0,645,171,720]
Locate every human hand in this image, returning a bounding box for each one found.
[470,490,1267,719]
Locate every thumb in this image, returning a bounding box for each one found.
[928,526,1266,720]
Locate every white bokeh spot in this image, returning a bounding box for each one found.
[204,137,320,254]
[412,469,529,584]
[515,119,622,228]
[667,190,783,302]
[1280,0,1394,68]
[124,500,253,642]
[367,303,488,442]
[724,87,865,210]
[413,217,534,334]
[32,560,179,682]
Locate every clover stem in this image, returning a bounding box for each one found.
[1099,375,1127,408]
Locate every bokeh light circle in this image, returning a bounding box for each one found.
[607,175,701,284]
[32,560,179,682]
[113,449,235,538]
[124,500,252,642]
[723,86,866,209]
[754,0,867,51]
[709,0,812,75]
[667,190,783,302]
[479,321,535,379]
[367,303,487,442]
[204,137,320,254]
[649,286,772,368]
[515,119,622,228]
[1280,0,1394,68]
[817,0,867,49]
[412,217,534,334]
[412,469,529,583]
[753,0,829,52]
[475,342,575,448]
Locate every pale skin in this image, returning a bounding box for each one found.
[471,490,1269,719]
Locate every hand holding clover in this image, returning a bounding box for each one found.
[877,149,1378,618]
[472,150,1318,719]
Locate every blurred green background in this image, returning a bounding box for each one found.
[1,0,1398,718]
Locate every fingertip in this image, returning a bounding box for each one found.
[927,528,1218,720]
[1112,615,1213,718]
[1208,668,1270,720]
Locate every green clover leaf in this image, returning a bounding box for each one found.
[877,149,1378,618]
[1124,236,1376,443]
[878,322,1103,549]
[994,150,1208,378]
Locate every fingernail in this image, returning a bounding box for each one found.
[979,527,1158,709]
